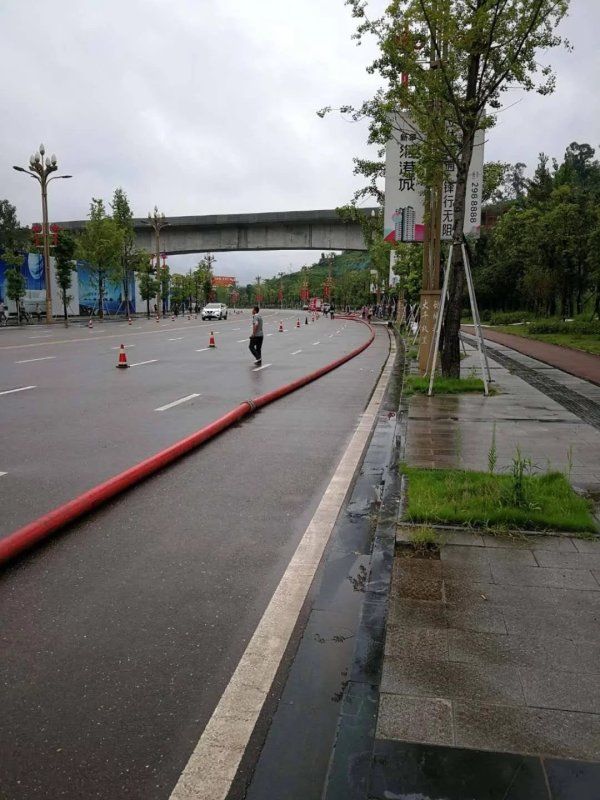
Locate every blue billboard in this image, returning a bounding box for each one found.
[77,262,136,315]
[0,253,45,302]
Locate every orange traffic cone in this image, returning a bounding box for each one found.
[296,318,300,328]
[279,320,284,332]
[87,318,93,329]
[209,331,216,348]
[116,344,129,369]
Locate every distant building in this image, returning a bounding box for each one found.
[392,206,416,242]
[402,206,415,242]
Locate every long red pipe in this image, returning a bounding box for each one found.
[0,318,375,566]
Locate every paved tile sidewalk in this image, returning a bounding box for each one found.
[374,344,600,798]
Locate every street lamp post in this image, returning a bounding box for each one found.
[145,206,168,318]
[13,145,72,324]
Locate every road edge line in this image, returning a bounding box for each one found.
[168,330,396,800]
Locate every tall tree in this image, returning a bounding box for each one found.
[0,199,28,271]
[325,0,569,376]
[6,268,27,324]
[110,187,137,316]
[54,231,77,326]
[76,198,124,319]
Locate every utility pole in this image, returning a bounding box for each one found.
[417,16,445,375]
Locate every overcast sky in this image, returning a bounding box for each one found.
[2,0,598,285]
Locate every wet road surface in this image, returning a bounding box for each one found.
[0,317,389,800]
[1,311,365,534]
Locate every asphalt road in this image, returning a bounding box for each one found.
[1,310,368,535]
[0,312,390,800]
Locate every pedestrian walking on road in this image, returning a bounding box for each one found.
[249,305,264,365]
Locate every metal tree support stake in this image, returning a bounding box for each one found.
[426,242,490,397]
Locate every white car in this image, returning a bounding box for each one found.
[202,303,228,320]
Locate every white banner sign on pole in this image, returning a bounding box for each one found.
[383,113,484,244]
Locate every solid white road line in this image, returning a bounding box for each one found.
[169,330,395,800]
[237,338,249,343]
[0,385,36,396]
[291,349,302,355]
[252,363,272,371]
[195,348,209,353]
[129,359,158,367]
[15,356,56,364]
[155,393,201,412]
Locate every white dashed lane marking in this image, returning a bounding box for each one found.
[0,386,36,396]
[15,356,56,364]
[155,393,201,412]
[252,363,272,372]
[237,339,249,343]
[129,359,158,367]
[111,345,136,349]
[291,350,302,355]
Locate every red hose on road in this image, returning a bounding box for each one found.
[0,318,375,566]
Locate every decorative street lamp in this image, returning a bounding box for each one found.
[144,206,168,318]
[13,145,72,324]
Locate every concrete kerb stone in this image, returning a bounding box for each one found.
[322,333,407,800]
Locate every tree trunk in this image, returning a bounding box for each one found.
[441,144,471,378]
[123,270,130,317]
[99,274,104,320]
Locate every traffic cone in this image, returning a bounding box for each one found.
[115,344,129,369]
[279,320,284,332]
[87,318,93,329]
[209,331,216,348]
[296,318,300,328]
[127,317,132,325]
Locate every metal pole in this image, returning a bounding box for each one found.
[461,243,490,395]
[427,244,453,396]
[41,179,52,324]
[155,228,161,318]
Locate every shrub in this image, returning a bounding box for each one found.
[489,310,534,326]
[528,319,600,335]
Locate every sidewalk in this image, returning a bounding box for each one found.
[325,339,600,800]
[462,323,600,386]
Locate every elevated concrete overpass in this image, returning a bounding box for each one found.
[57,208,375,254]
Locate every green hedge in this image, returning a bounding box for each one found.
[528,319,600,335]
[488,310,534,326]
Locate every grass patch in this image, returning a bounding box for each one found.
[404,375,490,396]
[492,325,600,356]
[402,466,597,533]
